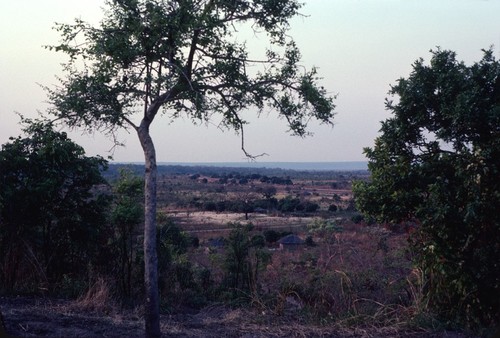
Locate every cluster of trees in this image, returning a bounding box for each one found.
[167,178,348,216]
[0,121,110,293]
[0,123,219,307]
[0,125,286,312]
[215,174,293,186]
[199,195,320,215]
[105,164,328,182]
[191,172,293,186]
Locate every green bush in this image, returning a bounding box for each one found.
[353,49,500,328]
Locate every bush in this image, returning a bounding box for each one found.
[264,229,280,243]
[353,49,500,328]
[328,204,338,212]
[0,121,110,292]
[305,236,315,247]
[223,223,270,298]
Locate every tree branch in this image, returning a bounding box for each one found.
[239,122,268,160]
[207,86,268,159]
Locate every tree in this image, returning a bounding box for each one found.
[259,185,277,200]
[111,169,144,298]
[277,195,301,212]
[353,49,500,328]
[47,1,335,336]
[0,119,109,291]
[263,229,280,243]
[328,204,338,212]
[156,216,192,301]
[223,222,269,297]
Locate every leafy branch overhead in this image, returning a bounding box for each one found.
[47,0,335,140]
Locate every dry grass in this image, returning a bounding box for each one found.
[1,294,472,337]
[250,223,424,332]
[71,277,115,314]
[168,210,309,237]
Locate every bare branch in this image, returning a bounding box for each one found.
[206,85,268,159]
[197,46,280,64]
[239,122,269,160]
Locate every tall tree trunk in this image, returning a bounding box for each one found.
[138,123,161,338]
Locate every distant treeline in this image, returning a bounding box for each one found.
[103,163,369,182]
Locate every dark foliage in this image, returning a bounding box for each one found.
[354,49,500,328]
[0,120,110,291]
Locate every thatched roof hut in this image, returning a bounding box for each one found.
[278,234,304,251]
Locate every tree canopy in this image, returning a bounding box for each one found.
[353,49,500,327]
[48,0,335,142]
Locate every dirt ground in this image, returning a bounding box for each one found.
[1,296,475,338]
[168,210,310,237]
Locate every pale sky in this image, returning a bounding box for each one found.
[1,0,499,163]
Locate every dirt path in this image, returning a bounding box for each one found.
[1,297,474,338]
[1,296,343,337]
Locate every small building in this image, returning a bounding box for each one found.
[278,234,304,251]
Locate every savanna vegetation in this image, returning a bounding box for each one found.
[2,123,493,337]
[1,1,498,338]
